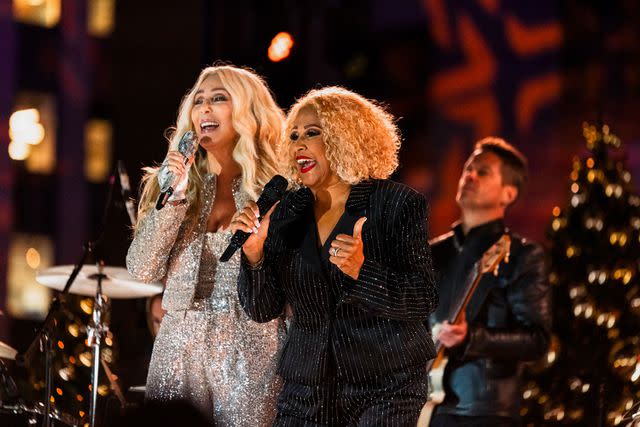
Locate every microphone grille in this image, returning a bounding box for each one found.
[179,130,198,158]
[256,175,288,214]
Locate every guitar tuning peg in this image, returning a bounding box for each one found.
[505,252,510,264]
[493,265,500,276]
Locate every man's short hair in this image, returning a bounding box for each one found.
[475,137,528,198]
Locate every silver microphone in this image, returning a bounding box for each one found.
[158,131,199,193]
[156,131,199,210]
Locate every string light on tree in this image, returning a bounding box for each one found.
[522,123,640,425]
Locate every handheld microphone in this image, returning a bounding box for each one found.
[117,160,137,225]
[219,175,288,262]
[156,131,199,210]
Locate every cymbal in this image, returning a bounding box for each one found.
[36,265,163,299]
[0,340,17,360]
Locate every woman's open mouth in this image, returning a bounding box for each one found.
[200,121,220,134]
[297,157,317,173]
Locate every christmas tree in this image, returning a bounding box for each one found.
[521,123,640,426]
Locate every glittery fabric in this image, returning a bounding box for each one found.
[127,175,283,425]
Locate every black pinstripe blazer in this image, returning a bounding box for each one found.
[238,179,438,385]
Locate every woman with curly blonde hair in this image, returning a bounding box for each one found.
[127,65,285,425]
[232,86,438,426]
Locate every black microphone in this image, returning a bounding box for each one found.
[156,131,199,210]
[117,160,137,226]
[219,175,288,262]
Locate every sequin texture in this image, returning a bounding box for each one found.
[127,175,283,425]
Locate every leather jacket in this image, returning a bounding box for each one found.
[429,219,551,418]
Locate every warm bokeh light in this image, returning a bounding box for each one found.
[9,122,44,145]
[85,119,113,182]
[79,351,92,367]
[88,0,115,37]
[68,323,80,338]
[12,94,57,173]
[9,108,45,147]
[13,0,60,28]
[268,32,294,62]
[8,140,31,160]
[80,298,94,315]
[98,384,110,396]
[8,234,53,320]
[25,247,41,269]
[59,365,74,381]
[10,108,39,127]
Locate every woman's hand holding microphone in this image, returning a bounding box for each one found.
[159,150,195,202]
[229,201,278,265]
[157,131,199,207]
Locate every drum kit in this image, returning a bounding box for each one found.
[0,161,162,426]
[0,262,161,427]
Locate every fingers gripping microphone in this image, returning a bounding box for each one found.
[219,175,288,262]
[156,130,199,210]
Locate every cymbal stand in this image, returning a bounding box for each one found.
[18,164,121,427]
[17,241,95,427]
[86,260,108,427]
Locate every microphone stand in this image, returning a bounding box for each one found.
[17,165,120,427]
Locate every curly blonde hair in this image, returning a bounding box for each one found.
[281,86,401,185]
[136,65,284,232]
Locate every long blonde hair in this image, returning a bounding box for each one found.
[282,86,400,185]
[135,65,284,232]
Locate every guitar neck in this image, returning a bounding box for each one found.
[449,264,483,324]
[429,263,483,365]
[428,234,509,371]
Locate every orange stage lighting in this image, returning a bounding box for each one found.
[268,32,294,62]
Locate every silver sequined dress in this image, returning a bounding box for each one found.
[126,175,282,425]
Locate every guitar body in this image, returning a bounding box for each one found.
[417,355,448,427]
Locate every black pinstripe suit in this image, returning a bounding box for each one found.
[238,179,438,426]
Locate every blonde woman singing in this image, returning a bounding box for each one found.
[127,65,285,425]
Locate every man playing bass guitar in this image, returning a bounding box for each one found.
[426,138,551,427]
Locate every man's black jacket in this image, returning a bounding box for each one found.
[430,219,551,418]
